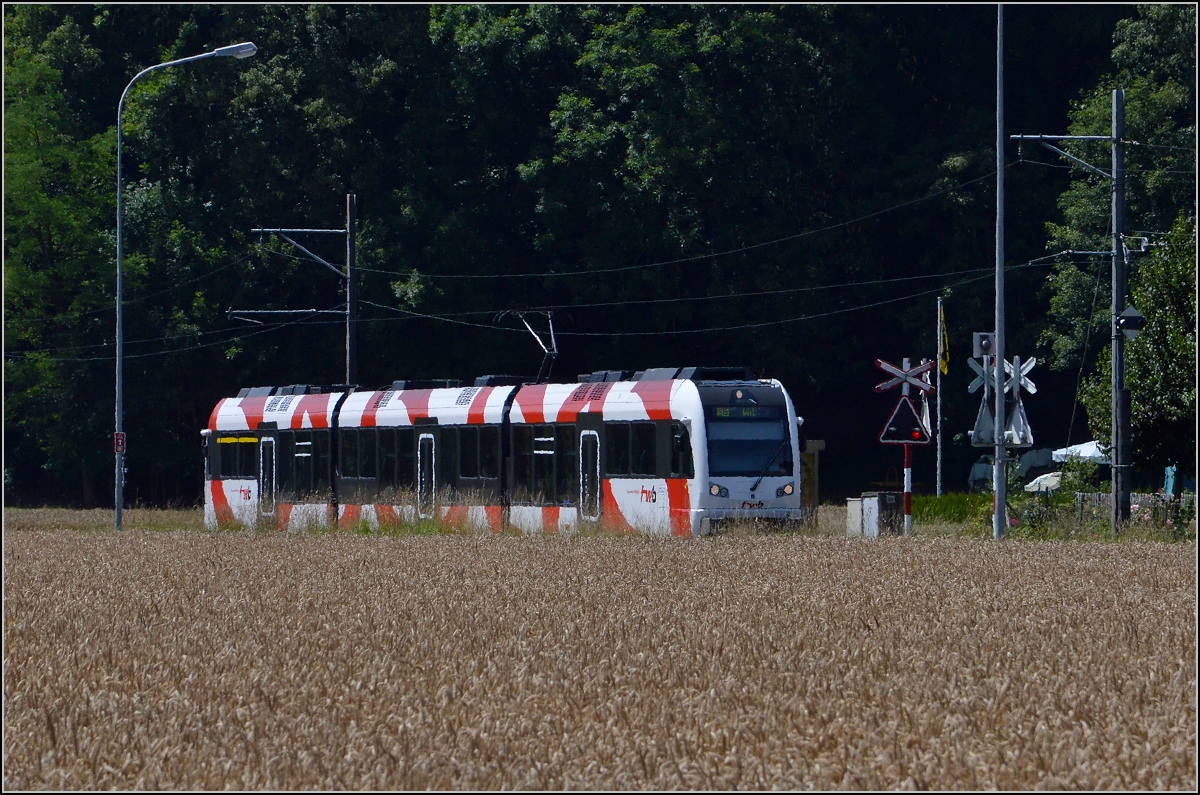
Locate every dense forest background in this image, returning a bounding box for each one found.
[5,4,1195,508]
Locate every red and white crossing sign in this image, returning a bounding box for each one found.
[874,358,935,394]
[879,396,932,445]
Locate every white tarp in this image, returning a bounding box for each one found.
[1052,440,1110,464]
[1024,471,1062,492]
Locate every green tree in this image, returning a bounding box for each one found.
[4,26,115,505]
[1079,214,1196,471]
[1037,4,1195,470]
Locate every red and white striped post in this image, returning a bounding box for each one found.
[903,442,913,536]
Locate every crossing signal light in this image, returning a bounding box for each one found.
[879,396,931,445]
[973,332,995,358]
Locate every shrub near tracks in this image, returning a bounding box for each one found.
[4,531,1195,790]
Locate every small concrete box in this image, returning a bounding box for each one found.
[860,491,903,537]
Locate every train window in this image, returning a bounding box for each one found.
[631,422,656,476]
[217,435,258,479]
[440,426,459,489]
[605,424,630,476]
[341,428,359,478]
[398,428,415,489]
[512,425,534,503]
[360,428,377,479]
[313,430,330,495]
[706,414,791,478]
[480,426,500,479]
[556,425,578,505]
[604,423,658,478]
[294,430,314,493]
[670,422,694,479]
[460,426,479,479]
[380,428,397,487]
[277,431,294,492]
[531,424,555,504]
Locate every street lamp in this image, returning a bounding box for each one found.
[115,42,257,529]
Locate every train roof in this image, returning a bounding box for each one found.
[212,367,787,432]
[233,366,761,398]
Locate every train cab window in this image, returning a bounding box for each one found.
[670,422,694,479]
[217,435,258,479]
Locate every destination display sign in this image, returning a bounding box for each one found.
[708,405,783,420]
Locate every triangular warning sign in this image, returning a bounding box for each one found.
[1004,397,1034,447]
[970,398,994,446]
[880,396,931,445]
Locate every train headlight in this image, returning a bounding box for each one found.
[709,483,729,498]
[776,483,794,497]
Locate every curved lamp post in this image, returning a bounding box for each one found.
[115,42,257,529]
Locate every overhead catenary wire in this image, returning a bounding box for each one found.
[1018,157,1195,175]
[362,270,1007,338]
[9,255,251,325]
[6,300,347,362]
[4,250,1083,362]
[368,257,1068,321]
[357,167,1011,281]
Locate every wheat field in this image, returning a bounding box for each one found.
[3,525,1195,789]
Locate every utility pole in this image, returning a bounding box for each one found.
[1110,92,1130,530]
[936,296,944,497]
[1012,90,1129,530]
[345,194,357,387]
[231,193,359,388]
[994,4,1007,539]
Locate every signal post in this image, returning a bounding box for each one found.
[875,358,935,535]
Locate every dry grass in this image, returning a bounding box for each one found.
[3,519,1196,789]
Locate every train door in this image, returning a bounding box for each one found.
[579,430,600,521]
[259,437,276,517]
[576,412,603,524]
[417,433,435,518]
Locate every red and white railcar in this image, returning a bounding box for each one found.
[203,367,807,536]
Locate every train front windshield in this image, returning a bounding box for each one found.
[705,404,794,477]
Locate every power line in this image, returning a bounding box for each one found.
[357,168,1009,281]
[6,300,345,361]
[1018,157,1195,175]
[362,270,1003,337]
[9,255,250,324]
[367,258,1065,321]
[1121,139,1196,152]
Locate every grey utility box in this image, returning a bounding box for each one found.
[857,491,903,537]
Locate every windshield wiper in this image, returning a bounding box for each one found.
[750,438,790,492]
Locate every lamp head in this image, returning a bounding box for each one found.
[213,42,258,59]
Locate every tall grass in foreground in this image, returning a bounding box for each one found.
[4,529,1195,790]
